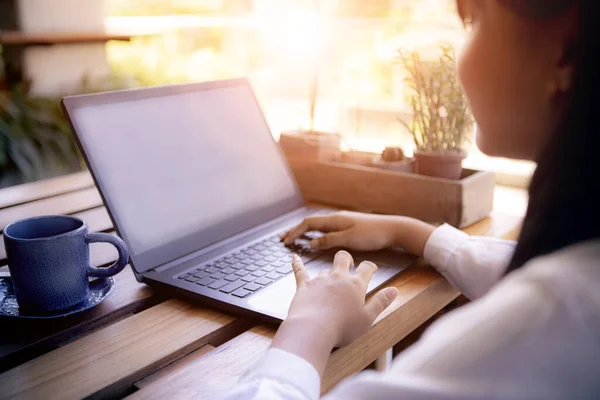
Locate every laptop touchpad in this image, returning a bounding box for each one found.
[247,253,411,321]
[247,257,332,320]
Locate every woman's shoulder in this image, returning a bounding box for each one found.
[523,239,600,279]
[518,239,600,292]
[518,239,600,333]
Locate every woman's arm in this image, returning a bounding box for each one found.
[282,212,516,299]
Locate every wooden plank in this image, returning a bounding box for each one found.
[127,326,273,400]
[0,171,93,210]
[0,300,244,400]
[127,214,521,399]
[134,345,216,389]
[0,31,132,45]
[0,187,103,232]
[0,266,159,373]
[0,207,112,264]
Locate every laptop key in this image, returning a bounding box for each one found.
[235,269,250,277]
[254,277,273,286]
[261,266,276,272]
[251,270,267,277]
[232,288,251,298]
[178,274,190,280]
[276,265,293,274]
[184,276,199,283]
[210,272,226,280]
[208,279,229,290]
[229,263,244,270]
[221,267,235,275]
[193,271,210,279]
[266,272,284,281]
[243,282,262,291]
[250,254,263,261]
[241,275,256,282]
[245,265,260,272]
[205,266,219,274]
[196,277,216,286]
[224,274,239,282]
[220,280,246,294]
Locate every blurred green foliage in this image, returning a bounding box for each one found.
[0,85,84,187]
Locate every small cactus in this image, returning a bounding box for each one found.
[382,147,406,162]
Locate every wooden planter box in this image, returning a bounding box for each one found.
[289,160,495,228]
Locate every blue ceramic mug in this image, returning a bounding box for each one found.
[3,215,129,314]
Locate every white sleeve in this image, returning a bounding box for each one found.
[220,348,320,400]
[423,224,516,299]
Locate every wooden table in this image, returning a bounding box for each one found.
[0,172,525,400]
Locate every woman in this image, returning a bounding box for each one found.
[225,0,600,398]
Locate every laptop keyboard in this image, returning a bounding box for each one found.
[176,232,323,298]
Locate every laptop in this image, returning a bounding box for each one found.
[61,78,417,323]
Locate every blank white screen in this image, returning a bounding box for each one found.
[72,84,299,264]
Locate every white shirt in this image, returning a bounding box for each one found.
[222,224,600,400]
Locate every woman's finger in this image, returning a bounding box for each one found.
[332,250,354,273]
[355,261,378,286]
[310,231,349,250]
[282,214,347,245]
[364,287,399,322]
[292,254,310,288]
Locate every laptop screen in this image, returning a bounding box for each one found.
[65,80,304,273]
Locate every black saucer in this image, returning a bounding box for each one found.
[0,276,115,319]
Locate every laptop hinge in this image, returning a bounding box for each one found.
[150,207,308,273]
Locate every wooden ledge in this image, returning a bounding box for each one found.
[0,32,132,46]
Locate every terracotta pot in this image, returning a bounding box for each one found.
[414,150,467,180]
[372,156,416,173]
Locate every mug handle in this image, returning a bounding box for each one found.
[86,233,129,278]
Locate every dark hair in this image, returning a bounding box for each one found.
[502,0,600,273]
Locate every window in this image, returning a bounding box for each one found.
[105,0,534,188]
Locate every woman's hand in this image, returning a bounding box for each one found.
[281,211,399,251]
[282,211,436,256]
[271,252,399,376]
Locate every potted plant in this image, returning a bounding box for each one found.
[372,146,415,172]
[398,45,473,179]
